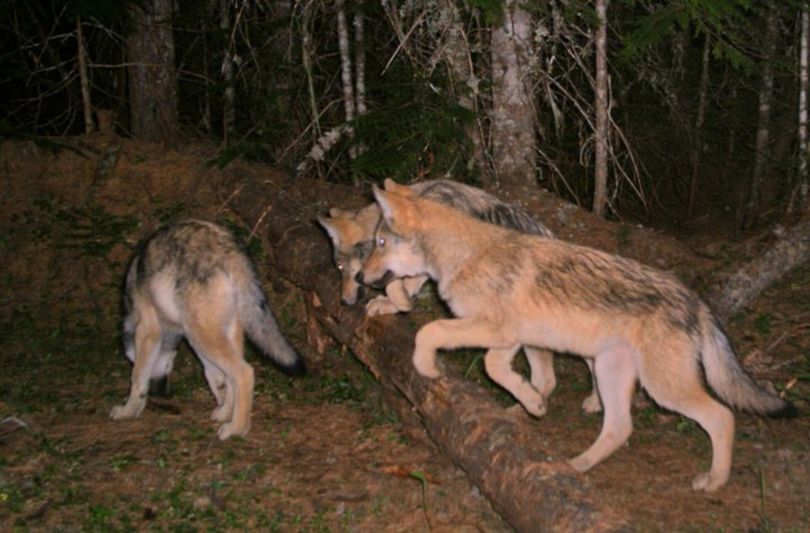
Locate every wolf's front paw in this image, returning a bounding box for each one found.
[412,353,441,379]
[217,421,249,440]
[109,401,144,420]
[522,399,547,418]
[365,296,400,317]
[210,404,231,422]
[691,471,727,492]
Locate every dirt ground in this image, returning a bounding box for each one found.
[0,136,808,531]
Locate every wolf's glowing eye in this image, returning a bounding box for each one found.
[378,236,386,247]
[337,263,345,271]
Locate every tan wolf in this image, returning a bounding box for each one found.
[318,180,600,412]
[110,220,305,440]
[358,179,795,492]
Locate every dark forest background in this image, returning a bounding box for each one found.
[2,0,809,230]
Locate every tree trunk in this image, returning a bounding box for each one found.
[219,0,235,146]
[797,4,810,212]
[126,0,178,143]
[710,217,810,320]
[490,0,536,191]
[686,34,711,220]
[743,6,778,229]
[336,0,356,161]
[592,0,609,217]
[353,6,367,118]
[76,17,94,134]
[302,2,321,142]
[226,176,629,532]
[439,0,489,180]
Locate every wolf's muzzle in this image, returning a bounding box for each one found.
[356,270,393,289]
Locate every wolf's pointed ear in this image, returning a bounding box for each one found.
[372,185,396,226]
[373,185,414,230]
[329,207,349,218]
[383,178,414,196]
[317,217,341,247]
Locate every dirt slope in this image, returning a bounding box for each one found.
[0,136,807,531]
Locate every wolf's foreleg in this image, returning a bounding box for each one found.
[413,318,513,378]
[201,358,231,422]
[366,275,429,316]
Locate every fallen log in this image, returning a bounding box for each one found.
[710,217,810,320]
[227,176,628,531]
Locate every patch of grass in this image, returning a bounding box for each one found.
[0,483,26,513]
[84,504,115,531]
[754,313,772,336]
[315,375,366,405]
[109,453,138,472]
[234,463,267,482]
[675,415,701,436]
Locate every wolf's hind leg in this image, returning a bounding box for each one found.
[580,358,603,414]
[148,333,181,397]
[641,350,735,492]
[201,358,231,422]
[486,346,546,417]
[189,323,254,440]
[111,311,162,420]
[524,347,556,399]
[568,342,637,473]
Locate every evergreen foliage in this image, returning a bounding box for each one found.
[350,66,476,183]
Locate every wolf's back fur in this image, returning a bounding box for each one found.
[410,180,554,238]
[112,220,303,440]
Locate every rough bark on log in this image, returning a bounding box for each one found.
[228,177,629,532]
[710,218,810,320]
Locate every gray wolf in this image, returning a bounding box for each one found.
[358,179,795,492]
[318,179,600,413]
[110,220,305,440]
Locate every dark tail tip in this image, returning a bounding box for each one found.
[280,355,307,377]
[769,401,799,419]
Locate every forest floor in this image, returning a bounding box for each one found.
[0,135,808,531]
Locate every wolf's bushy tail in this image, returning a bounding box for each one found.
[700,316,794,416]
[237,268,305,376]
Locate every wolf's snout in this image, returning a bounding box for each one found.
[341,285,363,305]
[356,270,392,289]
